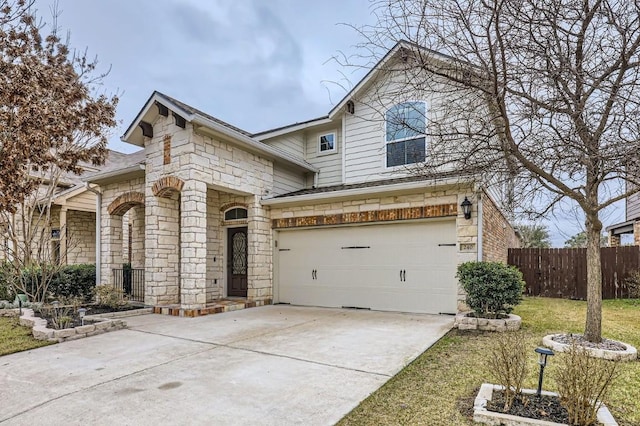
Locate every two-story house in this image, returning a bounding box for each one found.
[606,191,640,246]
[85,41,518,316]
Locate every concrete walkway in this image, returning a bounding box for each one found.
[0,305,453,426]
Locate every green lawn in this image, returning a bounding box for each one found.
[338,297,640,426]
[0,316,53,356]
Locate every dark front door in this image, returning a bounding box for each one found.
[227,227,248,297]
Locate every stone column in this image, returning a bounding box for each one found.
[206,189,222,302]
[634,221,640,246]
[145,194,180,306]
[101,213,122,287]
[247,194,272,301]
[608,232,620,247]
[130,207,145,269]
[180,180,208,309]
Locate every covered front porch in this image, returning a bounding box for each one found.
[101,176,272,314]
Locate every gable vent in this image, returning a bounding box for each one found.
[346,100,355,115]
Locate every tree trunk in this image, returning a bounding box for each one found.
[584,215,602,343]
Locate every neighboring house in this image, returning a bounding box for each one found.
[85,41,518,316]
[606,189,640,246]
[0,151,135,266]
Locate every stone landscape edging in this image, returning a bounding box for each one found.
[85,307,153,319]
[542,334,638,362]
[18,308,127,343]
[473,383,618,426]
[455,312,521,332]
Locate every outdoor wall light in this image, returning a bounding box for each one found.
[461,197,472,220]
[78,308,87,326]
[534,347,554,397]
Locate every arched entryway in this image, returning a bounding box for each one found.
[105,191,146,301]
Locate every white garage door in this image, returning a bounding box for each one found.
[276,220,458,314]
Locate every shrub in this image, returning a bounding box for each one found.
[94,285,128,309]
[556,342,619,425]
[456,261,525,318]
[0,262,16,301]
[624,270,640,299]
[48,264,96,301]
[486,331,529,411]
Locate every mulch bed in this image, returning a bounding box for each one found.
[35,304,142,329]
[486,391,589,425]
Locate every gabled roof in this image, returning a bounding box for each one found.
[121,91,317,173]
[328,40,463,120]
[252,40,463,137]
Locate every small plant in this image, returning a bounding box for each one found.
[456,261,525,318]
[624,270,640,299]
[37,298,83,329]
[486,331,529,411]
[94,285,128,309]
[556,342,620,425]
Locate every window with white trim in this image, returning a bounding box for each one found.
[224,207,248,221]
[318,133,336,153]
[385,101,426,167]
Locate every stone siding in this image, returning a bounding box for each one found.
[66,210,95,264]
[481,191,519,263]
[100,177,145,287]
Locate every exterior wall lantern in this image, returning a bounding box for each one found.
[461,197,472,220]
[534,347,554,397]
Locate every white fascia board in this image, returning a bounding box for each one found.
[82,164,146,184]
[328,41,472,120]
[191,115,318,173]
[253,117,333,141]
[261,176,474,206]
[52,186,87,205]
[122,92,193,145]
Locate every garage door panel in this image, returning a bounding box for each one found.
[277,220,457,314]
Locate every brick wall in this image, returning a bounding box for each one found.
[481,191,519,263]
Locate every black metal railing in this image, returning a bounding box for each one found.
[112,268,145,302]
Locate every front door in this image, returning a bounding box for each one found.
[227,227,248,297]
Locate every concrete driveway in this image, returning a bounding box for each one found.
[0,305,453,426]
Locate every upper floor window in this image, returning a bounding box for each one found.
[385,102,426,167]
[224,207,248,221]
[318,133,336,154]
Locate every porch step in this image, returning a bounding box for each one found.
[152,298,272,317]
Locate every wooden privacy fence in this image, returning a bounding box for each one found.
[507,246,640,300]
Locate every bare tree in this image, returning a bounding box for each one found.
[0,0,117,301]
[0,0,118,214]
[342,0,640,342]
[1,167,82,302]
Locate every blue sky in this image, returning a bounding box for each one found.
[30,0,627,245]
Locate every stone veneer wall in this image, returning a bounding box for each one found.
[206,189,222,302]
[100,177,145,288]
[481,191,519,263]
[66,210,96,264]
[269,188,478,311]
[139,113,275,308]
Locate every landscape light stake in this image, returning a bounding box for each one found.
[535,347,554,397]
[78,308,87,326]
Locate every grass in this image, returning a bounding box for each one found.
[0,316,53,356]
[338,297,640,426]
